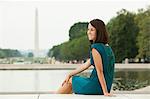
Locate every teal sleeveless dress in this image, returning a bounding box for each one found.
[72,43,115,95]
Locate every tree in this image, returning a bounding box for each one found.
[135,7,150,59]
[0,49,22,58]
[107,9,139,62]
[49,36,90,62]
[28,52,34,57]
[60,36,90,61]
[69,22,88,40]
[48,22,89,62]
[0,50,5,58]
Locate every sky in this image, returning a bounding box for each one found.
[0,0,150,50]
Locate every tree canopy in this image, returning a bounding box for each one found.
[48,7,150,63]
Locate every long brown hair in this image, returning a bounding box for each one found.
[89,19,109,44]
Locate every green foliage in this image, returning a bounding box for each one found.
[69,22,88,40]
[48,44,62,60]
[28,52,34,57]
[0,50,5,58]
[48,7,150,62]
[60,36,89,60]
[113,79,148,91]
[107,9,139,62]
[48,22,90,61]
[113,70,150,91]
[49,36,90,62]
[0,48,22,58]
[135,7,150,59]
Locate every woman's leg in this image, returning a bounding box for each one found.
[56,77,73,94]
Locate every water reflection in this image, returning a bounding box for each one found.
[113,69,150,91]
[0,69,149,92]
[0,70,70,92]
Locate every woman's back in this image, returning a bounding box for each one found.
[90,43,115,93]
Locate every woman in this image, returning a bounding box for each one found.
[56,19,115,96]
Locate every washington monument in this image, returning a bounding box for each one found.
[34,8,39,57]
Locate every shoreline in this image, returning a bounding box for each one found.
[0,64,149,70]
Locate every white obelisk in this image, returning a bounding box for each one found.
[34,8,39,57]
[34,8,40,90]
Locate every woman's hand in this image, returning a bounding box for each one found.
[62,74,72,86]
[104,92,112,96]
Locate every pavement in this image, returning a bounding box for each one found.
[0,93,150,99]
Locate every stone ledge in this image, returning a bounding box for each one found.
[0,64,149,70]
[0,94,150,99]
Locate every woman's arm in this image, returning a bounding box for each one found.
[62,59,91,86]
[68,59,91,77]
[92,48,110,96]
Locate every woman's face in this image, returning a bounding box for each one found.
[87,23,97,42]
